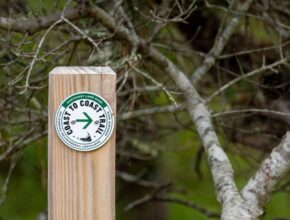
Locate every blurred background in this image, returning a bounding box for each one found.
[0,0,290,219]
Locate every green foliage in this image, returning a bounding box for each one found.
[0,141,47,219]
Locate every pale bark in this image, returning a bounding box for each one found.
[242,132,290,217]
[191,0,254,85]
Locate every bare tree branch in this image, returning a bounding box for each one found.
[242,132,290,212]
[0,129,47,163]
[191,0,254,85]
[154,196,220,219]
[88,4,241,216]
[1,2,289,219]
[207,58,289,102]
[119,104,185,121]
[212,108,290,119]
[0,156,18,207]
[0,7,90,35]
[117,170,164,188]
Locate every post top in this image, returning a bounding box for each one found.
[50,66,116,75]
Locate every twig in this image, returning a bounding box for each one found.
[117,85,181,96]
[207,58,288,102]
[62,17,101,53]
[117,149,155,161]
[0,129,47,163]
[119,104,185,120]
[129,63,178,106]
[0,7,90,35]
[19,20,62,94]
[191,0,254,84]
[117,170,164,188]
[212,109,290,119]
[0,155,19,207]
[124,183,172,211]
[218,41,290,59]
[154,196,220,218]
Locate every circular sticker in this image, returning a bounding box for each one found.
[55,92,114,151]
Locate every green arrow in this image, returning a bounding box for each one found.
[76,112,93,129]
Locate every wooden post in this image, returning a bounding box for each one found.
[48,67,116,220]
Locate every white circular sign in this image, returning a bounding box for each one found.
[55,92,114,151]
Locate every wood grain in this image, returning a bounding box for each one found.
[48,67,116,220]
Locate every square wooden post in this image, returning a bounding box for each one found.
[48,67,116,220]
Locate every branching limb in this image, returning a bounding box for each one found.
[123,183,220,219]
[242,132,290,212]
[124,183,171,211]
[19,20,62,93]
[207,58,288,102]
[0,7,90,35]
[0,129,47,163]
[88,4,240,211]
[154,196,220,219]
[112,0,139,55]
[191,0,254,85]
[128,63,178,106]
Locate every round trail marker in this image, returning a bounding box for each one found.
[55,92,114,151]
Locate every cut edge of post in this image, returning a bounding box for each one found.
[50,66,116,75]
